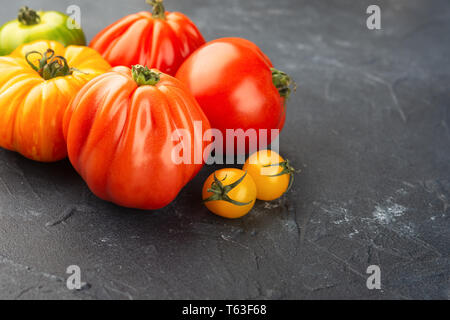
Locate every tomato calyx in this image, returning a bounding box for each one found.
[264,160,299,191]
[25,49,85,80]
[18,6,41,26]
[204,172,253,206]
[271,67,296,100]
[132,65,161,86]
[147,0,166,20]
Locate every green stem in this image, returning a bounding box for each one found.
[146,0,166,19]
[25,49,83,80]
[271,67,296,100]
[18,7,41,26]
[203,172,253,206]
[132,65,161,86]
[263,160,299,191]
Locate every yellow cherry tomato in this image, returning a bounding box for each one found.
[202,168,257,219]
[243,150,296,201]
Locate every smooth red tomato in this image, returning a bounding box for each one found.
[176,37,294,154]
[90,0,205,76]
[63,65,211,210]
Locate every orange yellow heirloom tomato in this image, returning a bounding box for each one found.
[0,40,110,162]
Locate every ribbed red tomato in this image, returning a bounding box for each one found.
[63,65,211,210]
[89,0,205,76]
[176,37,294,154]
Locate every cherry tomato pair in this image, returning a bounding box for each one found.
[202,150,297,219]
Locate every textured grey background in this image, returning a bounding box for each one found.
[0,0,449,299]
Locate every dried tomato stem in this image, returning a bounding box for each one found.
[25,49,82,80]
[18,6,41,26]
[146,0,166,19]
[132,65,161,86]
[271,67,296,100]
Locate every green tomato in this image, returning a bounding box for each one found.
[0,6,86,56]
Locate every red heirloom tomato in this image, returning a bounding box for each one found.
[176,37,295,154]
[89,0,205,76]
[63,65,211,210]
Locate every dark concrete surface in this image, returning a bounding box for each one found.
[0,0,449,300]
